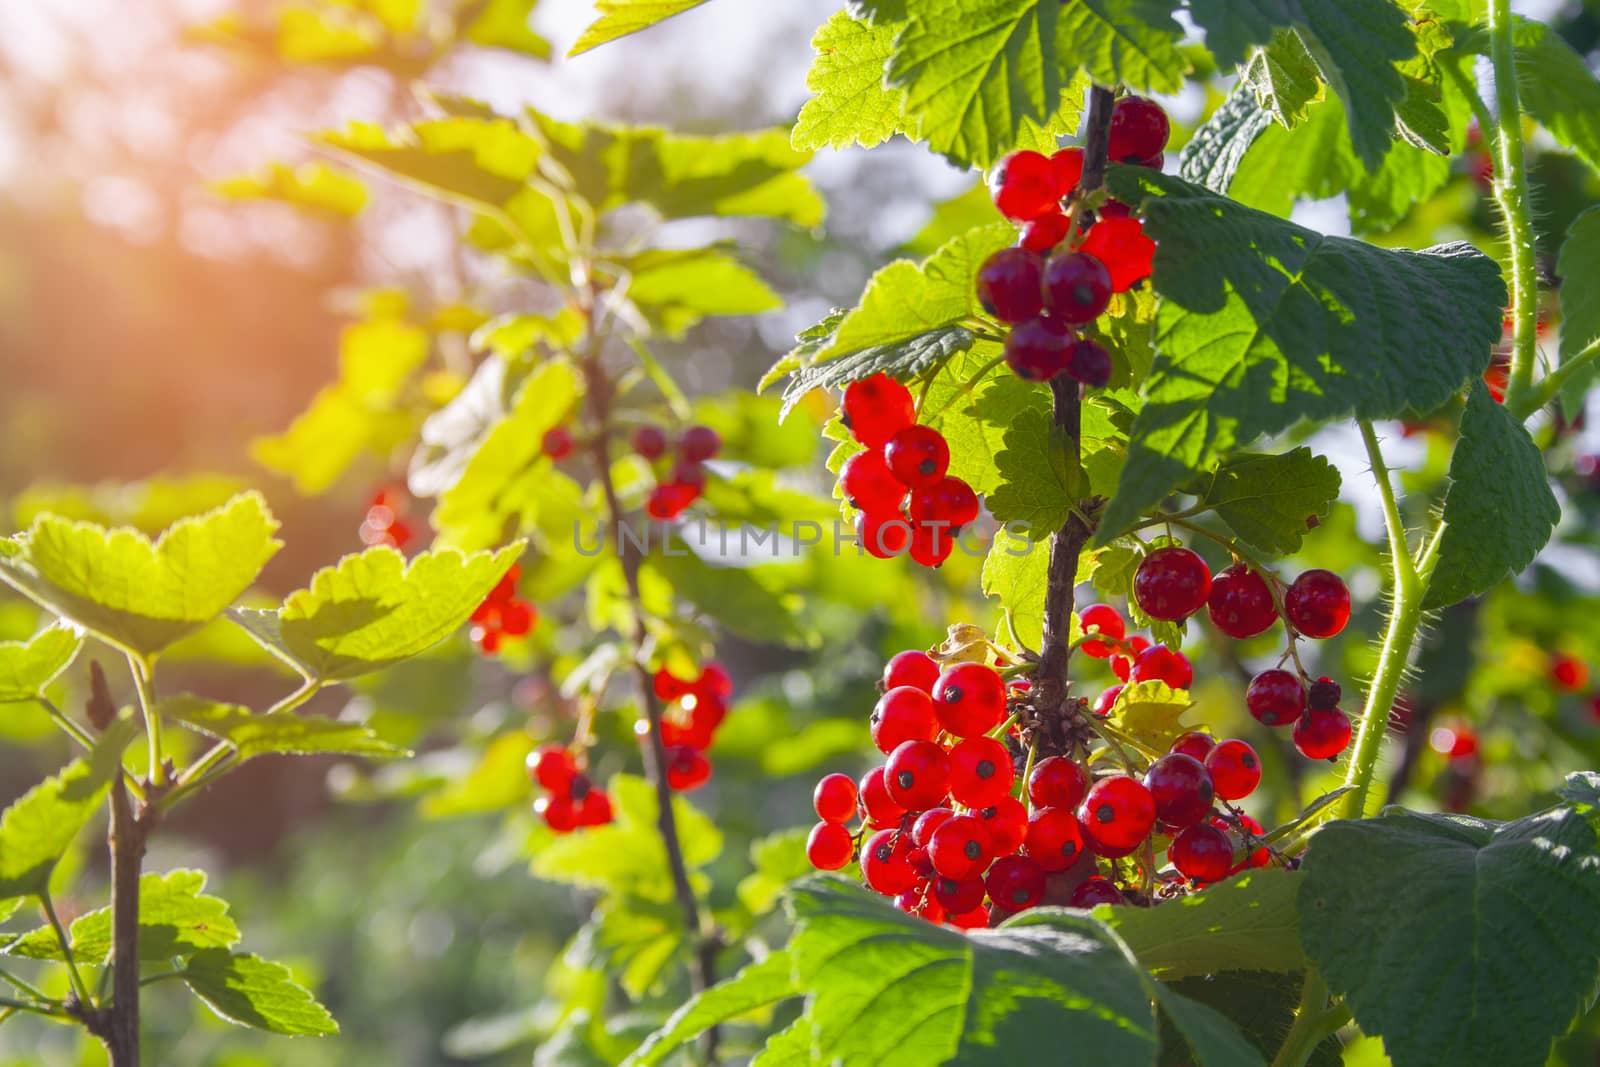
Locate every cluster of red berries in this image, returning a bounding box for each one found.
[526,745,614,832]
[1548,652,1600,724]
[469,563,538,655]
[976,96,1164,387]
[636,424,721,520]
[837,373,979,568]
[645,662,734,791]
[360,485,416,549]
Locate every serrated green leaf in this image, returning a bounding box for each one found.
[1558,772,1600,812]
[793,11,909,152]
[0,625,82,704]
[1186,0,1295,70]
[1423,382,1559,610]
[982,527,1051,651]
[568,0,709,56]
[0,493,282,657]
[623,952,797,1067]
[1101,868,1305,980]
[183,949,339,1036]
[232,543,522,682]
[213,161,368,217]
[986,408,1079,537]
[1556,206,1600,417]
[5,869,240,963]
[1301,808,1600,1067]
[1094,168,1504,544]
[927,345,1050,496]
[620,245,781,340]
[1193,448,1340,555]
[160,695,407,762]
[1296,1,1415,171]
[1241,29,1322,127]
[736,828,813,917]
[462,0,552,59]
[1103,679,1193,751]
[532,775,721,899]
[1177,89,1277,195]
[779,328,976,421]
[1088,540,1144,599]
[1055,0,1187,95]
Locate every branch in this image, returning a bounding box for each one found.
[98,771,149,1065]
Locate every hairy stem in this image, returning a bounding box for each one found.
[1510,337,1600,420]
[1270,971,1349,1067]
[1487,0,1541,413]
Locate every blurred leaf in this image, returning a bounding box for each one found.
[623,952,797,1066]
[646,551,816,648]
[321,112,541,210]
[1556,207,1600,417]
[160,695,407,762]
[569,0,710,56]
[421,732,536,818]
[5,869,240,963]
[1101,869,1306,980]
[736,828,813,917]
[213,161,368,217]
[690,391,819,471]
[982,527,1050,650]
[618,246,782,339]
[1558,772,1600,813]
[10,475,250,535]
[0,625,82,704]
[902,183,990,257]
[183,950,339,1036]
[463,0,552,58]
[569,895,683,999]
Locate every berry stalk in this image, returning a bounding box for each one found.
[1486,0,1540,414]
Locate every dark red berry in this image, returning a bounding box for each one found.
[1133,546,1212,621]
[909,522,956,568]
[632,424,668,460]
[949,736,1015,807]
[1100,199,1132,219]
[885,426,951,488]
[814,773,859,823]
[1206,563,1278,639]
[576,789,613,827]
[842,373,915,448]
[1050,147,1084,196]
[929,814,993,880]
[870,685,940,754]
[1080,216,1156,293]
[1023,806,1085,871]
[859,766,906,825]
[1077,776,1157,854]
[1091,684,1123,718]
[1285,569,1351,639]
[932,662,1007,737]
[527,745,577,793]
[1551,653,1589,691]
[1132,645,1192,690]
[895,887,944,922]
[884,650,941,694]
[1107,96,1171,163]
[1307,677,1342,712]
[857,510,911,559]
[1042,251,1113,324]
[975,795,1029,855]
[1020,211,1070,254]
[1065,339,1112,388]
[1143,753,1215,828]
[913,807,956,848]
[1069,876,1124,907]
[985,855,1047,911]
[976,247,1045,324]
[1246,669,1306,727]
[679,425,721,462]
[1004,315,1071,381]
[1170,732,1216,761]
[541,426,575,459]
[840,449,906,514]
[909,476,981,530]
[1170,823,1232,883]
[987,149,1058,221]
[646,481,700,520]
[665,746,711,791]
[1079,604,1125,658]
[1027,755,1088,810]
[862,828,918,894]
[933,875,986,914]
[1294,707,1353,760]
[886,739,953,810]
[1204,740,1262,800]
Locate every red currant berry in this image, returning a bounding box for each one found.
[1027,755,1089,810]
[1111,636,1150,682]
[488,563,521,603]
[987,149,1058,221]
[985,855,1047,911]
[695,663,732,701]
[858,766,906,825]
[665,746,712,791]
[679,424,721,463]
[536,793,577,833]
[631,424,668,460]
[1132,644,1192,690]
[840,449,905,514]
[949,736,1015,807]
[908,476,980,530]
[1169,823,1232,883]
[814,773,859,823]
[976,247,1045,324]
[842,373,915,448]
[1133,546,1212,621]
[1170,731,1216,761]
[541,426,574,459]
[1307,677,1342,712]
[870,685,940,755]
[1020,211,1069,254]
[1004,315,1071,382]
[929,814,994,880]
[1246,669,1306,727]
[1077,775,1157,854]
[1065,339,1112,388]
[895,888,944,922]
[1042,251,1113,325]
[1080,215,1156,293]
[1284,569,1351,639]
[1143,753,1215,828]
[886,739,953,811]
[527,745,577,792]
[975,795,1029,855]
[473,626,502,655]
[672,460,708,488]
[1050,147,1084,196]
[862,828,918,895]
[646,481,700,520]
[576,788,613,827]
[1204,740,1262,800]
[1079,603,1125,658]
[856,510,911,559]
[948,905,990,930]
[932,662,1008,737]
[1551,653,1589,691]
[885,426,951,488]
[1294,707,1353,760]
[908,846,936,883]
[909,521,957,569]
[1221,812,1270,870]
[933,875,987,914]
[1206,563,1278,639]
[1091,684,1123,718]
[1069,876,1124,908]
[499,599,535,637]
[1107,96,1171,162]
[1023,806,1086,872]
[883,650,941,694]
[913,807,956,848]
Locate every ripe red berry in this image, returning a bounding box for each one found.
[842,373,915,448]
[632,424,668,460]
[1206,563,1278,639]
[1284,569,1351,639]
[1143,753,1215,828]
[948,905,990,930]
[541,426,574,459]
[987,149,1058,221]
[1133,546,1212,621]
[695,663,732,701]
[1027,755,1088,810]
[929,814,994,880]
[856,511,911,559]
[913,807,956,847]
[933,875,987,914]
[1003,315,1071,382]
[1204,740,1262,800]
[1077,776,1157,855]
[1091,684,1123,718]
[975,795,1029,855]
[885,426,951,488]
[1170,823,1233,883]
[665,746,712,791]
[1023,806,1086,872]
[1551,653,1590,691]
[488,563,521,603]
[1064,339,1112,388]
[883,650,941,694]
[576,788,613,827]
[895,887,944,922]
[1170,731,1215,761]
[1246,669,1306,727]
[646,481,700,520]
[1100,199,1132,219]
[1050,147,1085,196]
[1080,216,1156,293]
[859,766,906,825]
[1069,876,1124,908]
[985,855,1047,911]
[473,626,502,655]
[886,739,953,811]
[527,745,577,792]
[536,793,576,833]
[909,522,957,569]
[814,773,859,823]
[862,828,918,895]
[1308,676,1342,712]
[1042,251,1113,324]
[840,449,906,514]
[870,685,940,754]
[1107,96,1171,163]
[672,460,708,488]
[1020,211,1070,254]
[1111,636,1151,682]
[949,736,1015,807]
[1079,604,1125,658]
[807,821,854,869]
[908,476,981,530]
[1132,644,1192,690]
[932,662,1008,737]
[976,247,1045,324]
[679,424,721,463]
[499,599,535,637]
[1294,707,1353,760]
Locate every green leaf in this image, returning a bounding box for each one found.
[213,161,368,217]
[619,246,781,340]
[788,877,1158,1064]
[1496,16,1600,175]
[645,552,815,649]
[736,828,813,917]
[568,0,709,56]
[232,543,523,682]
[1556,206,1600,416]
[0,625,82,704]
[1191,448,1340,555]
[1558,771,1600,812]
[0,493,282,657]
[778,327,976,420]
[5,869,240,963]
[183,949,339,1036]
[321,113,541,210]
[1094,168,1504,544]
[1422,382,1560,610]
[1151,984,1268,1067]
[1158,971,1339,1067]
[1295,1,1415,170]
[1239,29,1322,127]
[1186,0,1294,70]
[982,527,1051,650]
[1054,0,1187,94]
[1101,868,1306,980]
[568,895,684,999]
[532,775,722,899]
[160,695,407,762]
[462,0,552,59]
[986,408,1079,537]
[793,11,909,152]
[1301,807,1600,1067]
[0,715,136,898]
[1102,679,1193,752]
[622,952,797,1067]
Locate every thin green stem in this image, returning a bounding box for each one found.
[32,696,95,753]
[1509,337,1600,420]
[125,654,166,789]
[1358,421,1418,594]
[1270,971,1349,1067]
[136,970,186,989]
[0,995,65,1019]
[1488,0,1541,413]
[162,680,320,813]
[1019,735,1040,813]
[40,891,93,1009]
[0,967,57,1006]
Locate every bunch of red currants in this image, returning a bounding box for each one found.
[645,662,735,791]
[638,423,722,520]
[527,745,615,833]
[469,563,538,655]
